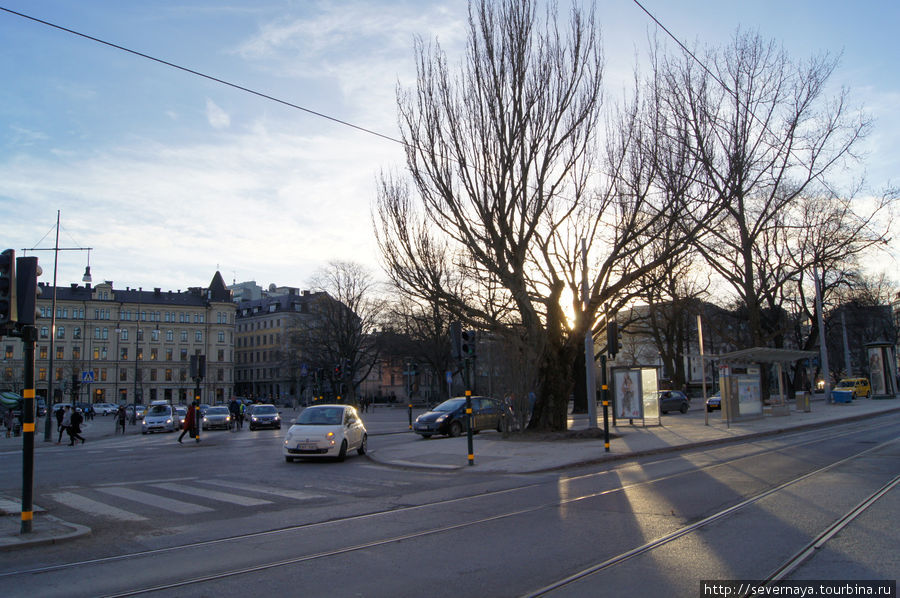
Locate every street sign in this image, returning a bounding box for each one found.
[81,371,94,384]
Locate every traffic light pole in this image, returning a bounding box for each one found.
[20,324,37,533]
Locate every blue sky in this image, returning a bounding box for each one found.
[1,1,897,293]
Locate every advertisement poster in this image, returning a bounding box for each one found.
[615,370,642,419]
[869,347,886,396]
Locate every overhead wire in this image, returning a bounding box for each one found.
[0,5,405,147]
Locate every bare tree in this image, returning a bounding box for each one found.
[375,0,721,431]
[654,29,876,348]
[292,261,386,405]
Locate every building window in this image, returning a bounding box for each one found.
[57,326,65,339]
[150,348,158,361]
[136,348,143,361]
[94,347,100,360]
[40,327,49,339]
[180,368,187,382]
[218,349,225,362]
[165,368,173,381]
[38,368,47,381]
[195,331,202,342]
[151,329,160,342]
[137,329,144,341]
[103,328,109,340]
[39,346,48,359]
[99,368,108,382]
[217,368,224,382]
[217,331,225,343]
[120,347,128,360]
[180,348,188,361]
[73,326,82,339]
[4,368,12,381]
[120,369,127,382]
[4,345,12,359]
[100,347,107,360]
[150,369,157,382]
[166,330,174,342]
[56,346,64,360]
[121,328,128,341]
[72,346,80,360]
[55,368,63,381]
[181,331,188,342]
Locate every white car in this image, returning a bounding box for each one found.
[141,402,177,434]
[93,402,118,416]
[283,404,367,462]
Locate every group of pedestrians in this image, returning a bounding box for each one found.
[54,404,85,446]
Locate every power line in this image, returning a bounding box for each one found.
[0,5,405,147]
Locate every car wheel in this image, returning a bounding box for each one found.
[249,425,255,431]
[419,433,432,439]
[449,421,463,437]
[285,456,294,463]
[337,440,348,462]
[357,434,367,456]
[680,403,689,414]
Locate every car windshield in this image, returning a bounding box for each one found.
[432,398,466,412]
[836,380,855,388]
[254,405,277,414]
[207,407,229,415]
[296,407,343,425]
[147,405,170,416]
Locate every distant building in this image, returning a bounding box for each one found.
[233,286,331,404]
[1,272,235,405]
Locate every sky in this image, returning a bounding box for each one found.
[1,1,898,295]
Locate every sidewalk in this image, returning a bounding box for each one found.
[2,396,898,550]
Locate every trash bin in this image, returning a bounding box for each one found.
[832,389,853,403]
[795,391,811,412]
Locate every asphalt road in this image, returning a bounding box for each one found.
[0,414,897,598]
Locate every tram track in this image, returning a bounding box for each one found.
[4,420,898,597]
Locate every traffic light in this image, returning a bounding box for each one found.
[461,330,477,357]
[333,363,342,379]
[449,321,462,359]
[607,320,619,358]
[0,249,17,326]
[15,256,42,325]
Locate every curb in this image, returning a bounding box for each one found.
[0,514,91,551]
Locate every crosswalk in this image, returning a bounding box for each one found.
[27,472,421,524]
[38,477,329,523]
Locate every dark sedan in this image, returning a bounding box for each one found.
[248,404,281,430]
[659,390,690,414]
[413,396,508,438]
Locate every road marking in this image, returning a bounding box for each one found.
[199,479,326,501]
[97,486,212,514]
[150,483,272,506]
[48,491,147,521]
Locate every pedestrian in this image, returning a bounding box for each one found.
[229,397,240,431]
[3,409,13,438]
[68,408,85,445]
[58,405,72,444]
[178,401,198,443]
[55,405,65,443]
[114,405,127,435]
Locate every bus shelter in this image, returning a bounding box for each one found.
[715,348,817,425]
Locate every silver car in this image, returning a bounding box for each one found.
[202,406,231,430]
[141,403,177,434]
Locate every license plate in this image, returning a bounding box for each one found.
[298,442,317,450]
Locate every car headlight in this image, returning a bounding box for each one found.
[436,414,448,423]
[202,416,208,422]
[165,418,172,424]
[251,416,258,422]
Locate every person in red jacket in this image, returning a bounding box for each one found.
[178,401,199,443]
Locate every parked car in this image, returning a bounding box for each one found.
[92,402,118,416]
[141,401,177,434]
[705,393,721,412]
[248,404,281,430]
[125,404,146,421]
[413,396,508,438]
[835,378,871,399]
[283,404,367,462]
[658,391,690,414]
[36,398,47,417]
[202,406,231,430]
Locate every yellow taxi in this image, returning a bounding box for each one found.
[835,378,871,399]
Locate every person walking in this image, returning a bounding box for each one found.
[3,409,13,438]
[114,405,127,435]
[68,408,85,445]
[178,401,198,443]
[58,405,72,444]
[55,405,65,443]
